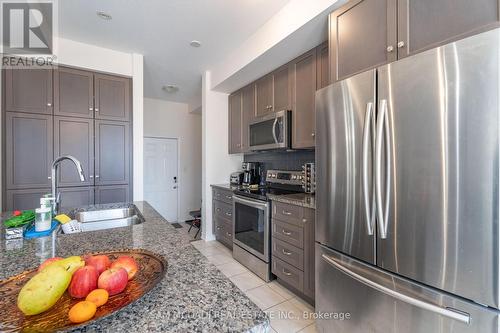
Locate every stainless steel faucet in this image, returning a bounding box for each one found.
[51,155,86,213]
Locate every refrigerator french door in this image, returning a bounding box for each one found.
[316,28,500,332]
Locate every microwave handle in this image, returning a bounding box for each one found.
[272,118,279,144]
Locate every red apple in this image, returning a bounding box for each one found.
[110,256,138,280]
[97,268,128,295]
[38,257,63,272]
[69,266,99,298]
[85,255,111,275]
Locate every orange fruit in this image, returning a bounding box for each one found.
[68,301,97,323]
[85,288,109,307]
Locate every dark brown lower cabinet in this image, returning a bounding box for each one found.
[271,201,315,304]
[211,186,234,249]
[59,187,95,209]
[5,189,51,211]
[95,185,130,205]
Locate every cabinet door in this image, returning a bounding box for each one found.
[272,65,291,112]
[255,75,273,116]
[59,187,94,209]
[6,112,53,189]
[5,68,53,114]
[54,117,94,187]
[95,185,130,204]
[54,67,94,118]
[5,189,50,211]
[303,208,315,300]
[94,73,131,121]
[316,42,330,90]
[95,120,130,185]
[292,49,317,149]
[397,0,500,58]
[241,84,255,152]
[329,0,397,81]
[228,91,243,154]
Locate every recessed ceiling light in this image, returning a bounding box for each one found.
[96,11,112,20]
[190,40,202,48]
[162,85,179,93]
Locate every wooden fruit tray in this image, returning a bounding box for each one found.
[0,249,167,332]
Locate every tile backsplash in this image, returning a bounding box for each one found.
[244,150,315,173]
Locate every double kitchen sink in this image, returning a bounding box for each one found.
[60,206,145,234]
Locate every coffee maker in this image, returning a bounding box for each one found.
[242,162,261,186]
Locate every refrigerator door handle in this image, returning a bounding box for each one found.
[321,253,471,324]
[375,99,391,239]
[362,102,375,235]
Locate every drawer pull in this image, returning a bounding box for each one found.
[225,212,232,217]
[282,249,292,256]
[216,208,221,212]
[282,210,292,216]
[226,232,232,237]
[282,229,292,236]
[282,268,292,276]
[216,226,222,230]
[226,195,233,199]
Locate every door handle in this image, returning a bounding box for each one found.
[362,102,375,236]
[272,117,279,144]
[375,99,391,239]
[321,254,470,324]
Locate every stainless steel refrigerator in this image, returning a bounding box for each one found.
[315,28,500,332]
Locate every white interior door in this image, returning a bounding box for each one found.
[144,137,178,222]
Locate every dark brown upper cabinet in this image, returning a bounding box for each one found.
[291,49,317,149]
[94,73,131,122]
[329,0,500,81]
[241,84,255,152]
[5,112,53,190]
[54,67,94,118]
[95,120,130,186]
[255,74,273,116]
[397,0,500,58]
[272,65,292,112]
[54,116,94,187]
[316,42,330,90]
[228,90,243,154]
[5,68,53,115]
[329,0,397,82]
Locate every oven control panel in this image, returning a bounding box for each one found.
[266,170,303,186]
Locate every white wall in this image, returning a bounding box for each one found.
[144,98,202,222]
[201,71,243,240]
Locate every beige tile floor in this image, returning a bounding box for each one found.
[191,240,318,333]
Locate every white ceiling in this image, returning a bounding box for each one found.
[58,0,291,108]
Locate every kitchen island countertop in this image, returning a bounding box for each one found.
[0,202,268,333]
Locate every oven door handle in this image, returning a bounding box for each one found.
[233,195,269,209]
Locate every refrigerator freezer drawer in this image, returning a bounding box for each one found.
[316,244,500,333]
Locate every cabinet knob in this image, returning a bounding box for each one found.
[311,133,315,137]
[95,108,99,112]
[95,175,100,178]
[302,218,307,223]
[47,103,52,107]
[397,41,405,48]
[89,107,93,111]
[47,176,51,180]
[386,45,394,53]
[89,175,94,178]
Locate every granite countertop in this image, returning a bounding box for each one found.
[268,193,316,209]
[210,184,241,191]
[0,202,268,333]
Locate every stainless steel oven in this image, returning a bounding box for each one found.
[232,195,271,281]
[249,110,291,151]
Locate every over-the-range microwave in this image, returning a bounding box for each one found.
[249,110,291,151]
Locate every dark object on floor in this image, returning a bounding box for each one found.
[171,223,183,229]
[187,210,201,239]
